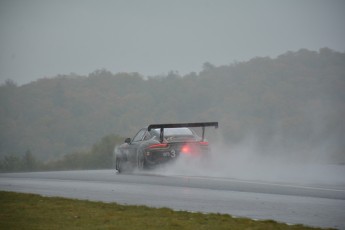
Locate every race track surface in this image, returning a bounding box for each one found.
[1,169,345,229]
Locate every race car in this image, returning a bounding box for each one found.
[114,122,218,173]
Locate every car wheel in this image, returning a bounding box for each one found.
[137,149,145,170]
[116,157,123,173]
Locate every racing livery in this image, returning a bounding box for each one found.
[114,122,218,173]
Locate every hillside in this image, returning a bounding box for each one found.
[1,48,344,162]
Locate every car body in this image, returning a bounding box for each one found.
[114,122,218,173]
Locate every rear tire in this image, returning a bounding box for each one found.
[115,156,123,173]
[137,149,146,170]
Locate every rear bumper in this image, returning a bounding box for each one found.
[144,147,208,167]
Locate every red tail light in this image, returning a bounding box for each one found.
[181,145,191,154]
[148,143,168,149]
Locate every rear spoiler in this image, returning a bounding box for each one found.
[148,122,218,143]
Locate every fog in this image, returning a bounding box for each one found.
[1,1,344,182]
[150,129,345,186]
[1,0,345,85]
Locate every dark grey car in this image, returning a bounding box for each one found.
[114,122,218,173]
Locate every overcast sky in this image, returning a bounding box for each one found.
[1,0,344,85]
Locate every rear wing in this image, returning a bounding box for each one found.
[148,122,219,143]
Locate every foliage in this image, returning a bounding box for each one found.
[0,191,322,230]
[0,48,344,163]
[0,150,38,172]
[0,134,124,172]
[43,134,123,171]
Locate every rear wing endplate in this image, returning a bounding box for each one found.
[148,122,218,143]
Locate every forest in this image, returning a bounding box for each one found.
[1,48,344,171]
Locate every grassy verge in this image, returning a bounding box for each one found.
[0,191,327,230]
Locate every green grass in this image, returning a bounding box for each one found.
[0,191,329,230]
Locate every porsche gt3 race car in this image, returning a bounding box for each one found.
[114,122,218,173]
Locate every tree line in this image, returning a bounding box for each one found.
[1,47,344,169]
[0,134,123,172]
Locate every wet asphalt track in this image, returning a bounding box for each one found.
[1,169,345,229]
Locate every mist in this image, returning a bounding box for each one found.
[151,123,345,186]
[1,49,344,176]
[1,0,345,85]
[149,82,345,186]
